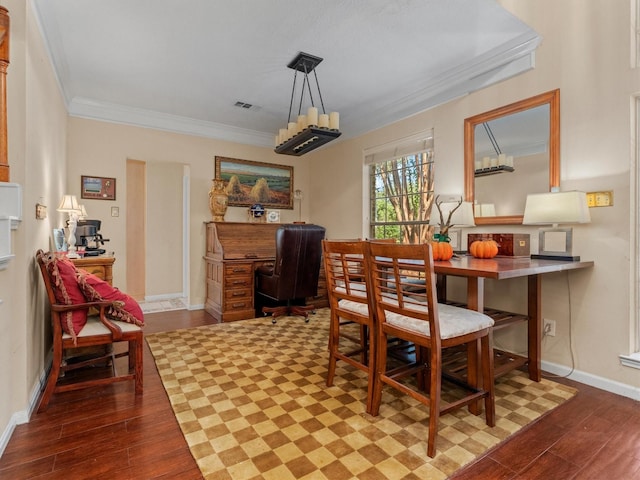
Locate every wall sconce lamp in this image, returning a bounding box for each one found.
[57,194,81,258]
[523,190,591,261]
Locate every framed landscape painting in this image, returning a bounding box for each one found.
[215,157,294,209]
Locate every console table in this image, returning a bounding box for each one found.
[435,256,594,381]
[205,222,327,322]
[70,255,115,285]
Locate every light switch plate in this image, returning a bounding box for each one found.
[586,191,613,207]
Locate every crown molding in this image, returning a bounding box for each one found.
[68,97,275,147]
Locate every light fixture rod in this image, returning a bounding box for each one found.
[482,122,502,155]
[287,69,299,124]
[313,69,327,114]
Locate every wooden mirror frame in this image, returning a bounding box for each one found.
[464,89,560,225]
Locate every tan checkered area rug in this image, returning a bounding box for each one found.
[146,308,576,480]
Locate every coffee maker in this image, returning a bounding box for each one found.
[75,219,110,256]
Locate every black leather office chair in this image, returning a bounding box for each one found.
[255,224,326,323]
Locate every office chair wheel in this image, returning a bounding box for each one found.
[272,318,277,324]
[305,317,310,323]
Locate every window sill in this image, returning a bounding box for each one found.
[619,352,640,369]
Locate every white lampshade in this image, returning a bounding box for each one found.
[429,201,476,228]
[523,191,590,261]
[57,194,80,213]
[523,191,590,225]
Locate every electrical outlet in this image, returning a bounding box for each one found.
[543,319,556,337]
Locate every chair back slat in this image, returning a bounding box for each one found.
[323,239,370,307]
[367,242,441,342]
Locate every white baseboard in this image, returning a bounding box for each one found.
[143,293,185,302]
[541,360,640,401]
[0,354,50,457]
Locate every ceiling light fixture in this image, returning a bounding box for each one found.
[474,122,514,177]
[274,52,341,156]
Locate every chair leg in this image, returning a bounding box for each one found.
[37,345,64,413]
[262,305,288,323]
[369,329,387,417]
[326,311,340,387]
[364,319,377,415]
[481,335,495,427]
[133,338,143,395]
[289,305,315,322]
[467,338,481,416]
[427,349,442,458]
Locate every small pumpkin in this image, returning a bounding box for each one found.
[469,240,499,259]
[430,241,454,261]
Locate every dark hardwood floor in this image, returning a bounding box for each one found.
[1,309,639,479]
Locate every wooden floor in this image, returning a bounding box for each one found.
[1,309,639,479]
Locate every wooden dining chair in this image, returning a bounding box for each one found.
[323,239,377,413]
[35,250,143,412]
[366,241,495,458]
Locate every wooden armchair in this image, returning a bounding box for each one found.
[35,249,143,412]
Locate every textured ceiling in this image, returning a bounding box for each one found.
[32,0,540,149]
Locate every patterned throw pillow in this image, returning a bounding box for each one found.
[77,272,145,327]
[42,253,89,343]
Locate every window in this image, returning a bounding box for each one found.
[365,131,435,243]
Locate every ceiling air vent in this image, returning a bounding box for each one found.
[234,101,253,109]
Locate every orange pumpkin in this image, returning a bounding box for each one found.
[430,241,454,261]
[469,240,499,259]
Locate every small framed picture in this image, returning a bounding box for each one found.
[266,210,281,223]
[81,175,116,201]
[52,228,67,252]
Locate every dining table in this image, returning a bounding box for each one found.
[432,255,594,382]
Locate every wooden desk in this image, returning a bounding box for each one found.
[434,256,594,381]
[205,222,328,322]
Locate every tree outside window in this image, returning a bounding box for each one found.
[369,148,435,243]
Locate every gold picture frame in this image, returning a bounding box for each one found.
[215,157,293,209]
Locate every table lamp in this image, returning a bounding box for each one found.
[429,195,475,249]
[522,190,590,261]
[57,194,81,258]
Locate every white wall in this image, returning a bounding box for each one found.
[308,0,640,394]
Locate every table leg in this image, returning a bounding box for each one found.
[467,277,484,414]
[528,274,541,381]
[467,277,485,312]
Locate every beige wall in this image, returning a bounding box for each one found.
[145,161,184,298]
[0,0,69,437]
[2,0,640,453]
[65,118,312,306]
[309,0,640,392]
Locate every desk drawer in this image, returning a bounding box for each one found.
[224,298,253,312]
[225,287,252,301]
[225,276,252,288]
[225,263,253,276]
[81,265,107,279]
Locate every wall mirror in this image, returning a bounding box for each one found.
[464,89,560,225]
